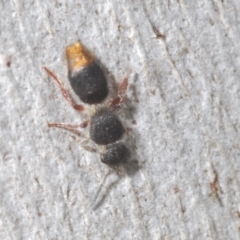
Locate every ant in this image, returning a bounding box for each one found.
[44,41,133,205]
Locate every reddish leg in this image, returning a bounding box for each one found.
[48,120,89,129]
[109,73,129,111]
[48,122,87,142]
[43,67,84,111]
[48,123,97,152]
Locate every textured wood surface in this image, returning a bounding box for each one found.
[1,0,240,239]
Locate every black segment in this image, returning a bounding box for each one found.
[90,109,124,145]
[101,143,130,166]
[68,61,108,104]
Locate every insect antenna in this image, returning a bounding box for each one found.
[89,169,112,209]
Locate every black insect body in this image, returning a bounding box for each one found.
[101,143,130,166]
[44,41,130,168]
[68,61,109,104]
[90,109,125,145]
[44,41,136,206]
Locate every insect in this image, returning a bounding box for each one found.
[44,42,133,204]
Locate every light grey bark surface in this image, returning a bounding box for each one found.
[1,0,240,239]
